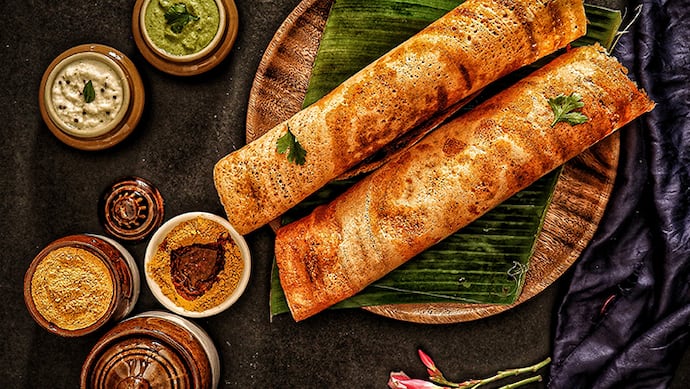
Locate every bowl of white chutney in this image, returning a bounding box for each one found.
[39,44,145,150]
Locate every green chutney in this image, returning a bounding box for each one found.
[144,0,221,57]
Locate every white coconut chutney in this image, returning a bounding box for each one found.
[46,52,130,138]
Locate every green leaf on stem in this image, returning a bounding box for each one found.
[276,125,307,165]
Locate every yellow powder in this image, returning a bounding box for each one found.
[30,246,114,331]
[147,216,244,312]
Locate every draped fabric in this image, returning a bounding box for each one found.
[549,0,690,387]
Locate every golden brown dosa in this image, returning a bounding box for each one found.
[274,44,655,321]
[214,0,587,235]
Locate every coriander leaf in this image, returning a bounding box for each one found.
[83,80,95,103]
[560,111,589,126]
[276,126,307,165]
[164,3,200,34]
[548,92,588,127]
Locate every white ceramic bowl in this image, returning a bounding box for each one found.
[144,212,251,318]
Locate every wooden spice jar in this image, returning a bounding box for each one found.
[80,310,220,389]
[23,234,140,337]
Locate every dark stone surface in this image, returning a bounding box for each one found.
[0,0,686,387]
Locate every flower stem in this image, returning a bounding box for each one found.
[498,375,543,389]
[464,357,551,388]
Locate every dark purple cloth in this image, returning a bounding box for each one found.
[549,0,690,387]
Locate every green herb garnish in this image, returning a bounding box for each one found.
[548,93,588,127]
[164,3,200,34]
[83,80,95,103]
[276,126,307,165]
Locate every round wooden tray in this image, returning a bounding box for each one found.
[246,0,619,324]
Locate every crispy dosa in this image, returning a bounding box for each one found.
[275,44,655,321]
[214,0,587,234]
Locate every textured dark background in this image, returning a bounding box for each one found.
[1,0,687,387]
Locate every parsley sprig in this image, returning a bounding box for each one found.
[276,125,307,165]
[548,93,588,127]
[164,3,200,34]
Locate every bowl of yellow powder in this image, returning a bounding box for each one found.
[144,212,251,318]
[23,234,140,337]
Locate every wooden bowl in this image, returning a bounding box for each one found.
[132,0,239,76]
[38,44,145,151]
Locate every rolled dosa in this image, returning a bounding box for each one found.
[275,44,655,321]
[214,0,587,234]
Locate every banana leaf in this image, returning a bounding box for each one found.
[270,1,623,317]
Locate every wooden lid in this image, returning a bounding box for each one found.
[80,311,218,389]
[99,176,165,242]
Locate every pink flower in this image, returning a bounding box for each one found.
[389,350,551,389]
[418,349,442,379]
[388,371,449,389]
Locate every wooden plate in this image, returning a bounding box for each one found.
[246,0,619,324]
